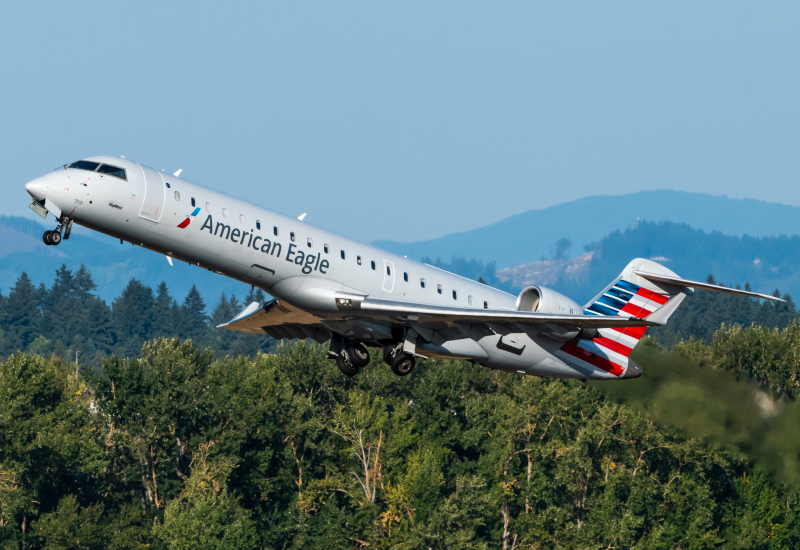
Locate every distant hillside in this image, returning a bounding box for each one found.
[373,190,800,268]
[0,216,254,304]
[546,221,800,305]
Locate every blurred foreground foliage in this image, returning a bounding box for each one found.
[2,339,800,548]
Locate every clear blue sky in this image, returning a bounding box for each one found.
[1,2,798,243]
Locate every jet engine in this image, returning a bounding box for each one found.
[516,286,584,341]
[516,285,581,315]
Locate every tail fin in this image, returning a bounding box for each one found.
[582,259,689,358]
[558,258,782,379]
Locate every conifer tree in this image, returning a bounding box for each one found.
[3,273,39,355]
[112,279,155,357]
[178,284,208,344]
[152,282,176,338]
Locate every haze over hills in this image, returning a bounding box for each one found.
[373,190,800,269]
[0,216,253,304]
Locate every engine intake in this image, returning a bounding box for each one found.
[516,286,581,315]
[516,286,583,341]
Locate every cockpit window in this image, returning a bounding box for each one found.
[68,160,100,171]
[97,164,127,180]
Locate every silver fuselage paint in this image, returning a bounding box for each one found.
[25,156,614,379]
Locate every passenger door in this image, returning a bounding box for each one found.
[138,165,166,222]
[382,260,395,293]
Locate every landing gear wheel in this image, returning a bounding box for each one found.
[347,343,370,368]
[335,352,359,377]
[43,231,52,245]
[390,352,416,376]
[50,231,62,245]
[383,345,397,365]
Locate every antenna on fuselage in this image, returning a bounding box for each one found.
[298,213,307,221]
[173,169,182,177]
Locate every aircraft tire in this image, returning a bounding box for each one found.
[50,231,62,245]
[390,353,416,376]
[335,353,359,377]
[43,231,52,245]
[347,343,370,368]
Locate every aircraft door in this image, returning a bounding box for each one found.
[382,260,395,293]
[138,165,166,222]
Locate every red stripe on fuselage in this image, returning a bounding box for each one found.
[560,341,625,376]
[177,218,191,229]
[610,325,649,339]
[593,336,633,357]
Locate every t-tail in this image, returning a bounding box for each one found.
[558,258,783,380]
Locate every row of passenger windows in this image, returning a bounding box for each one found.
[178,192,488,308]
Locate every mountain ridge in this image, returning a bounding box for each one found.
[373,190,800,268]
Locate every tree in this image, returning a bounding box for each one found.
[112,279,155,357]
[177,285,208,344]
[2,273,38,356]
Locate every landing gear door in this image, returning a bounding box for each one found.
[138,165,166,222]
[382,260,395,293]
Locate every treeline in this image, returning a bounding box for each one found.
[2,339,800,548]
[0,264,275,366]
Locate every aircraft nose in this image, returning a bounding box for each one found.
[25,176,49,201]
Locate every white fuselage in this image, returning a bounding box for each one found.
[24,155,630,379]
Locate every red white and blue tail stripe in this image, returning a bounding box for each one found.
[556,269,672,378]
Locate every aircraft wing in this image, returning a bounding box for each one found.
[337,295,657,329]
[218,299,331,343]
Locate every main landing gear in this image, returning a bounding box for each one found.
[42,218,72,247]
[327,335,417,377]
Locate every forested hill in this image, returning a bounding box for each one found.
[0,265,275,366]
[0,215,252,302]
[550,220,800,304]
[374,190,800,268]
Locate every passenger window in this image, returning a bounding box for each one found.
[324,244,329,253]
[174,191,180,201]
[341,250,346,260]
[484,301,488,309]
[290,232,296,242]
[357,256,362,265]
[371,261,376,270]
[453,290,458,300]
[256,221,261,230]
[222,208,228,218]
[97,164,127,179]
[206,202,211,212]
[420,278,426,288]
[403,272,408,282]
[437,285,442,295]
[240,214,245,223]
[191,197,196,207]
[307,238,313,248]
[274,226,279,236]
[468,295,473,306]
[387,265,391,276]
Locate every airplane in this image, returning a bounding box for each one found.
[23,156,782,380]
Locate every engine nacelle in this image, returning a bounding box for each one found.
[516,286,583,341]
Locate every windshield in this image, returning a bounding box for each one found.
[68,160,100,171]
[97,164,127,180]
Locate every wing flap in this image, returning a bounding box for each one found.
[218,299,330,342]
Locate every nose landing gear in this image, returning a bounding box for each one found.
[42,218,72,246]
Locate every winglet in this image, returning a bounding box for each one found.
[634,270,784,302]
[298,213,307,221]
[173,169,183,177]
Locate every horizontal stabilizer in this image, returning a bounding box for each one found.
[633,270,784,302]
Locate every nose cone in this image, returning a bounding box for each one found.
[25,175,49,201]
